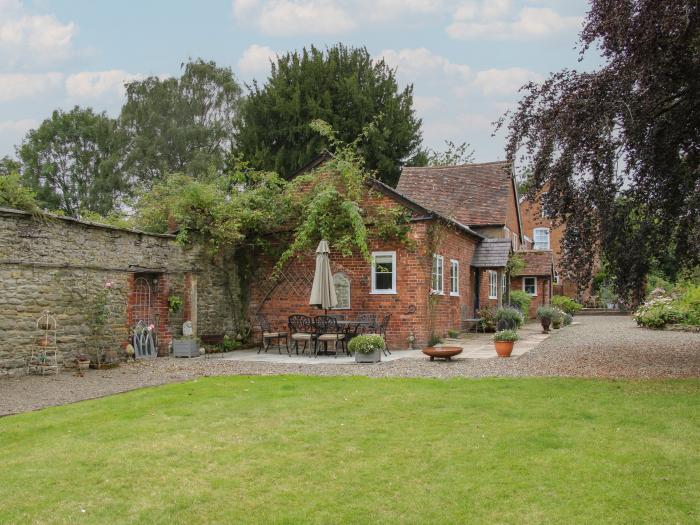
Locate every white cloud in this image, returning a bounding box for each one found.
[65,70,144,98]
[378,48,470,81]
[238,44,277,77]
[413,95,442,113]
[472,67,543,96]
[0,117,36,135]
[0,0,77,64]
[447,2,581,40]
[257,1,355,36]
[0,72,63,102]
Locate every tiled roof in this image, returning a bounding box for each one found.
[396,161,513,226]
[471,238,512,268]
[513,250,553,276]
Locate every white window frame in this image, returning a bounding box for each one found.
[533,228,550,250]
[431,254,444,295]
[331,272,351,310]
[553,270,560,285]
[449,259,459,296]
[502,272,507,297]
[523,276,538,296]
[488,270,498,299]
[371,251,397,294]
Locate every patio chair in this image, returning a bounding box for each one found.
[288,315,315,355]
[314,315,346,357]
[356,313,377,334]
[376,314,392,356]
[256,314,289,354]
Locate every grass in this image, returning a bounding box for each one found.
[0,377,698,524]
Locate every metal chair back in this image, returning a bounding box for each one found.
[314,315,339,335]
[256,313,273,333]
[377,314,391,337]
[288,314,314,334]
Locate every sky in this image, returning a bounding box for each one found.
[0,0,596,162]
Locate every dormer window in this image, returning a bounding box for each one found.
[533,228,550,250]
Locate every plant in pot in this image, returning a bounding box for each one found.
[495,307,524,331]
[493,329,519,357]
[74,353,91,371]
[551,308,565,329]
[536,306,556,333]
[348,334,384,363]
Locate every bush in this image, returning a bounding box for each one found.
[222,335,240,351]
[495,307,524,330]
[551,307,565,328]
[447,329,460,338]
[563,313,573,326]
[493,329,519,342]
[509,290,532,315]
[476,306,497,332]
[676,283,700,325]
[536,306,557,321]
[634,294,687,329]
[427,332,444,346]
[551,295,583,316]
[348,334,385,354]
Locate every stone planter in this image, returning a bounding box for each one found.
[355,348,382,363]
[493,340,514,357]
[173,338,200,358]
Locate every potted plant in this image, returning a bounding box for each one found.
[493,329,519,357]
[536,306,556,333]
[74,353,91,371]
[495,307,524,331]
[552,308,564,329]
[348,334,384,363]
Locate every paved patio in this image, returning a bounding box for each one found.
[214,321,552,364]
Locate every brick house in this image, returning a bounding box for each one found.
[511,250,554,318]
[520,193,594,302]
[250,160,542,350]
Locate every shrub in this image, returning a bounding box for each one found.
[536,306,557,321]
[676,283,700,325]
[495,307,524,330]
[427,332,444,346]
[447,329,460,338]
[509,290,532,315]
[476,306,497,332]
[348,334,385,354]
[493,329,519,342]
[551,295,583,315]
[563,313,573,326]
[222,335,240,351]
[634,294,687,329]
[551,307,565,328]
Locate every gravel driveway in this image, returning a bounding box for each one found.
[2,315,699,416]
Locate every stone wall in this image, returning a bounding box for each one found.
[0,208,235,375]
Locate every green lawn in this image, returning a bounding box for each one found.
[1,377,698,524]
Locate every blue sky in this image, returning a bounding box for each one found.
[1,0,594,162]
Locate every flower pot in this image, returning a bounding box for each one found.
[355,348,381,363]
[540,319,551,333]
[77,360,90,371]
[552,320,562,329]
[494,340,514,357]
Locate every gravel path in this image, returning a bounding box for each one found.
[2,316,699,416]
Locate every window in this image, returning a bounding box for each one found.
[523,276,537,296]
[431,254,444,295]
[512,231,518,251]
[502,272,507,297]
[488,270,498,299]
[332,273,351,309]
[533,228,550,250]
[450,260,459,296]
[553,270,560,285]
[371,251,396,294]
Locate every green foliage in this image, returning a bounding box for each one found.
[222,335,240,352]
[509,290,532,315]
[493,329,519,342]
[551,308,565,328]
[18,106,125,216]
[495,307,524,329]
[427,333,444,347]
[536,306,557,321]
[0,172,38,213]
[78,209,132,229]
[635,283,700,328]
[119,59,242,185]
[551,295,583,316]
[563,313,573,326]
[347,334,385,354]
[476,306,497,332]
[168,295,183,313]
[235,44,422,186]
[407,141,475,167]
[506,253,526,276]
[447,329,460,338]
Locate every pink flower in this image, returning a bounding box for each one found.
[148,324,155,331]
[105,281,113,289]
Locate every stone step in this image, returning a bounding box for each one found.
[578,308,630,316]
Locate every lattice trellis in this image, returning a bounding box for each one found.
[260,260,354,307]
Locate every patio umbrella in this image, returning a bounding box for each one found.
[309,239,337,312]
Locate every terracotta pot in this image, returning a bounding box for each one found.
[540,319,551,333]
[422,346,463,361]
[494,340,514,357]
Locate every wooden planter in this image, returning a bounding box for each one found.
[494,341,514,357]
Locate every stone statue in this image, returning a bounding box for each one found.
[182,320,193,337]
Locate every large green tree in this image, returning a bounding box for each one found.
[119,59,242,184]
[235,44,422,186]
[18,107,124,216]
[499,0,699,304]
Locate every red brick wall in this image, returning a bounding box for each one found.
[511,276,551,318]
[249,218,480,349]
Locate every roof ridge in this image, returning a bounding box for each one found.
[402,160,510,171]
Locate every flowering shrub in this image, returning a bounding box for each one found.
[551,295,583,315]
[493,329,519,342]
[476,306,498,332]
[348,334,385,354]
[634,291,687,329]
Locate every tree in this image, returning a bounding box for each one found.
[0,172,38,213]
[18,107,124,216]
[235,44,422,186]
[407,140,475,167]
[119,59,242,184]
[499,0,699,305]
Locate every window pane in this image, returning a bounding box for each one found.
[375,272,393,290]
